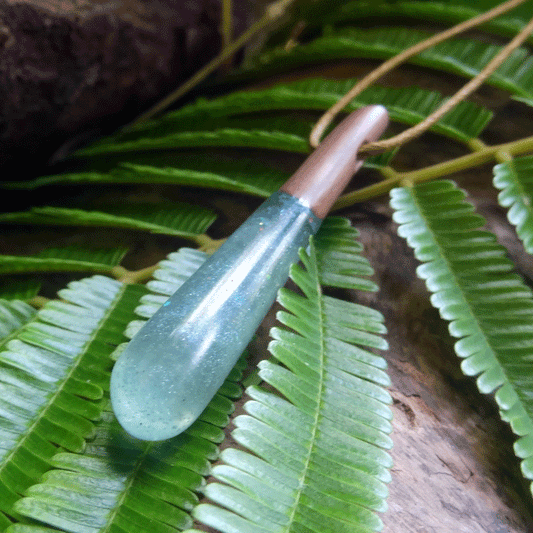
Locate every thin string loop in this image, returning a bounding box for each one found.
[309,0,531,150]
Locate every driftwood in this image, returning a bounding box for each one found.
[356,197,533,532]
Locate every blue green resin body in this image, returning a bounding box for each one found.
[111,191,321,441]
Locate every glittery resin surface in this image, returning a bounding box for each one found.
[110,191,321,441]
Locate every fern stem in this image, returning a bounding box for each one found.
[113,264,158,284]
[127,0,297,128]
[334,133,533,208]
[220,0,234,72]
[194,234,227,254]
[27,295,50,308]
[309,0,530,148]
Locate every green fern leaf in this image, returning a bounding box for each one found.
[3,155,288,197]
[0,279,42,302]
[0,277,146,528]
[324,1,530,39]
[74,121,389,170]
[74,129,310,157]
[0,203,216,239]
[390,180,533,495]
[119,162,284,197]
[191,217,392,533]
[8,248,245,533]
[0,300,36,344]
[0,247,128,276]
[493,156,533,253]
[130,78,492,143]
[246,28,533,104]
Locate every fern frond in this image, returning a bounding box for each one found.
[0,276,146,528]
[0,247,128,276]
[9,396,241,533]
[0,300,36,344]
[74,124,390,171]
[324,1,530,40]
[127,78,492,144]
[245,28,533,104]
[0,279,42,301]
[493,155,533,253]
[9,248,245,533]
[390,180,533,495]
[3,155,288,197]
[74,129,310,157]
[0,203,216,239]
[191,217,392,533]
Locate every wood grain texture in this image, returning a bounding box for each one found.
[354,200,533,532]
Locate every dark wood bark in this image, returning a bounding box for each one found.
[0,0,254,170]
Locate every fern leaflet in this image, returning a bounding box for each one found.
[3,155,289,198]
[0,248,128,276]
[323,1,530,39]
[8,249,244,533]
[190,218,392,533]
[0,203,216,239]
[245,27,533,105]
[0,300,36,345]
[125,79,492,143]
[493,155,533,253]
[390,180,533,495]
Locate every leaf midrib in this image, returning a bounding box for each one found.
[285,248,324,531]
[410,188,511,393]
[0,283,125,485]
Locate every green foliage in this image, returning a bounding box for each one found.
[0,203,216,239]
[390,180,533,494]
[76,128,312,157]
[0,250,245,533]
[322,1,531,38]
[124,78,492,143]
[0,281,42,302]
[4,155,288,197]
[190,219,391,533]
[2,225,387,533]
[244,27,533,105]
[5,75,494,194]
[0,248,128,276]
[494,155,533,253]
[0,300,36,343]
[0,277,146,529]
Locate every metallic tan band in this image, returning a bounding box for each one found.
[280,105,389,219]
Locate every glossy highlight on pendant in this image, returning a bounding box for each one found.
[110,105,389,441]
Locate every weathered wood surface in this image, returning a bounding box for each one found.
[356,197,533,532]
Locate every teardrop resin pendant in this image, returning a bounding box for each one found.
[110,105,389,441]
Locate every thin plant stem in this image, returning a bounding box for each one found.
[194,235,227,254]
[221,0,234,71]
[128,0,297,129]
[309,0,530,148]
[333,133,533,208]
[28,295,50,309]
[113,264,159,284]
[110,235,225,284]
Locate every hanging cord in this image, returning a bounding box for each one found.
[309,0,531,150]
[360,15,533,154]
